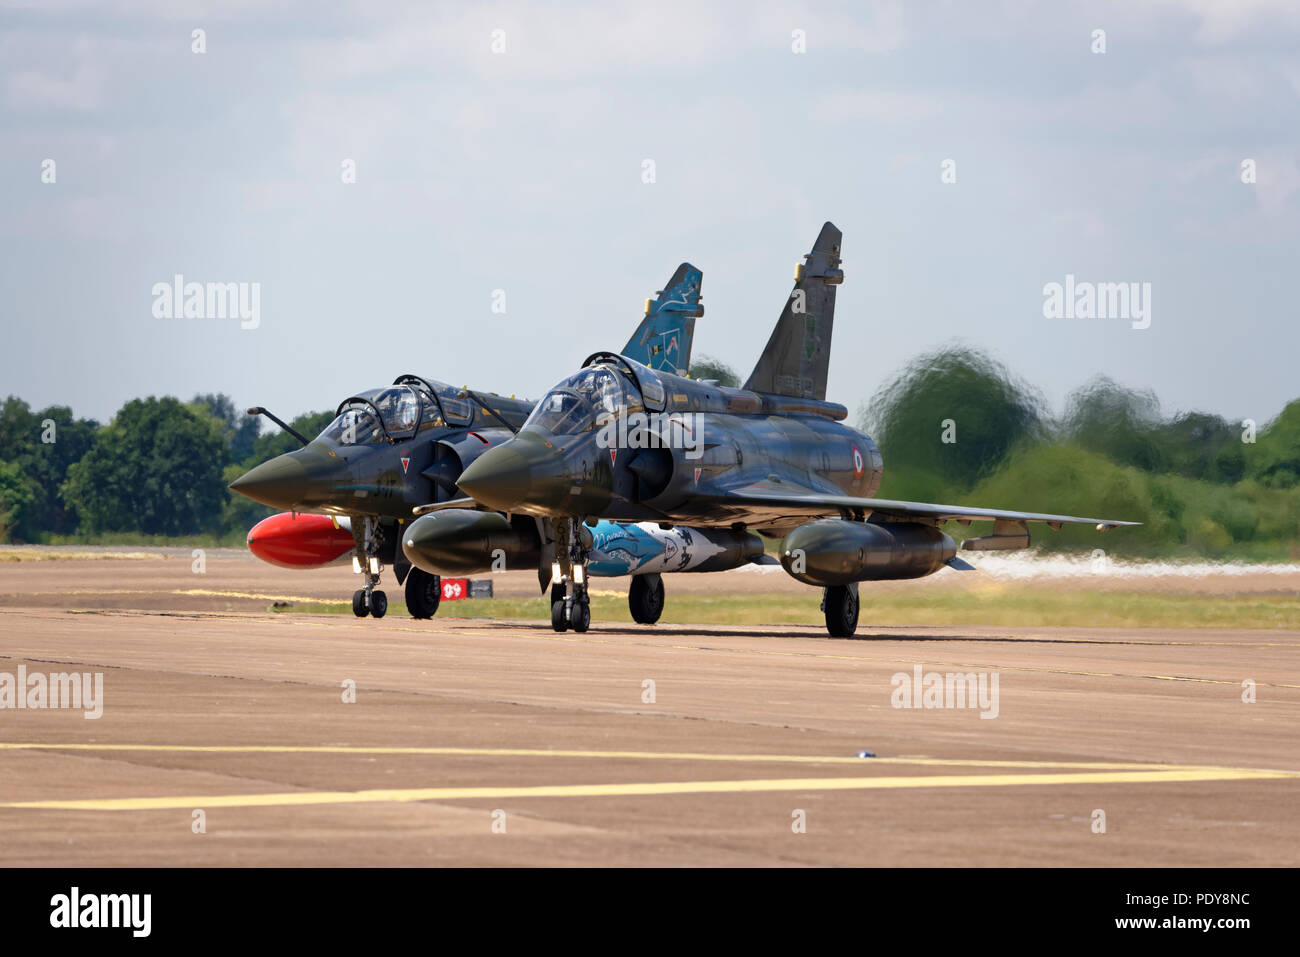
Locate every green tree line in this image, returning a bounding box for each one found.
[2,353,1298,557]
[856,347,1300,559]
[0,394,331,544]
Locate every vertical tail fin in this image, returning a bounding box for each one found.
[622,263,703,376]
[743,222,843,400]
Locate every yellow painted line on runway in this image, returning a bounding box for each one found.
[173,589,348,603]
[3,742,1295,777]
[3,768,1294,812]
[7,589,348,604]
[0,551,167,562]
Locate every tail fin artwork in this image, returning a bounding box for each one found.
[743,222,843,400]
[622,263,703,375]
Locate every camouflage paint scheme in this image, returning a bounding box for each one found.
[429,223,1138,636]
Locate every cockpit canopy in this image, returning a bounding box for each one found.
[317,383,447,446]
[523,362,646,437]
[319,404,387,446]
[364,386,420,435]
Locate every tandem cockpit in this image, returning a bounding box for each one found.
[315,376,483,447]
[521,354,665,438]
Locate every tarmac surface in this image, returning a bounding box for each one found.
[0,548,1297,866]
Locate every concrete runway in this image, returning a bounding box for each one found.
[0,549,1297,866]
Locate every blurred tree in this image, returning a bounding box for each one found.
[1249,400,1300,488]
[687,356,740,388]
[858,346,1046,492]
[1061,377,1166,472]
[1159,411,1244,483]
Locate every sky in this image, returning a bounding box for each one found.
[1,0,1297,433]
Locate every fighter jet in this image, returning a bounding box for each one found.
[229,263,706,619]
[414,222,1139,637]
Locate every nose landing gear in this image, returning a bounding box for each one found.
[352,516,388,618]
[549,517,591,633]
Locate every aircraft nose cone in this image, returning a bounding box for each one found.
[230,447,344,510]
[456,446,534,512]
[229,453,311,509]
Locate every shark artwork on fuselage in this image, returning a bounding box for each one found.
[586,521,761,577]
[405,222,1141,638]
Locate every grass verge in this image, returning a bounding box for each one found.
[275,589,1300,630]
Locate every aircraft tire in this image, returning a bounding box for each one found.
[352,590,368,617]
[551,600,568,632]
[370,589,388,619]
[405,569,441,619]
[628,574,664,625]
[823,584,858,638]
[572,599,591,633]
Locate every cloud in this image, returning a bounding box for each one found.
[1160,0,1300,44]
[290,0,905,83]
[4,63,101,111]
[812,90,943,126]
[1252,152,1300,215]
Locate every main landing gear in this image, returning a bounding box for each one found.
[628,573,665,625]
[349,516,441,620]
[549,517,591,633]
[404,567,441,620]
[821,583,859,638]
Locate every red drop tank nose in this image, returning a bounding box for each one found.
[246,512,354,569]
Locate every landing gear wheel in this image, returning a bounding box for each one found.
[351,516,390,622]
[823,584,859,638]
[571,599,591,633]
[405,569,441,619]
[545,518,593,634]
[628,574,664,625]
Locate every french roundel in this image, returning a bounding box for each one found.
[852,445,864,477]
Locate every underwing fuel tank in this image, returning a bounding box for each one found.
[402,510,541,575]
[246,512,355,569]
[779,520,955,586]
